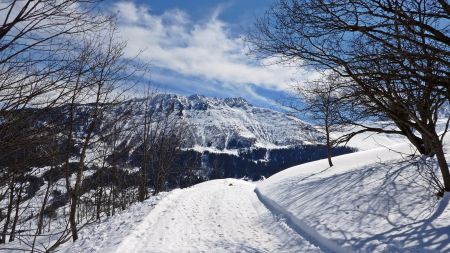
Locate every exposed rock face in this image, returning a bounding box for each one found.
[147,94,325,151]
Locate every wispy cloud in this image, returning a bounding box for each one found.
[112,2,314,102]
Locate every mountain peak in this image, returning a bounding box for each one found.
[223,97,250,108]
[187,94,251,109]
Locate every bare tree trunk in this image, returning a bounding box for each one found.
[96,187,103,221]
[69,194,79,241]
[153,172,163,196]
[9,181,23,242]
[112,185,116,216]
[32,177,51,251]
[0,182,14,243]
[433,139,450,191]
[64,78,79,242]
[106,189,110,217]
[139,101,150,202]
[37,178,51,235]
[325,121,333,167]
[121,192,126,210]
[69,138,91,241]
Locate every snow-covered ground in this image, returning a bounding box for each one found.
[63,179,321,253]
[58,193,168,253]
[257,139,450,252]
[50,128,449,253]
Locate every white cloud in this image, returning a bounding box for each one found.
[113,2,314,94]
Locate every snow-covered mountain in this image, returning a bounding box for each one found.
[148,94,324,152]
[128,94,351,179]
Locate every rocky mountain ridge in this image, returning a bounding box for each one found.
[147,93,325,152]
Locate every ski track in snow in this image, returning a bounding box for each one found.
[113,179,322,253]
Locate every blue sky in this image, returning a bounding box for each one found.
[139,0,274,26]
[108,0,316,109]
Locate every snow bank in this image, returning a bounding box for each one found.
[255,188,354,253]
[58,193,168,253]
[257,141,450,252]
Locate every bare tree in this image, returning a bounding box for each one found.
[0,2,111,245]
[0,1,159,250]
[138,91,155,202]
[136,94,186,198]
[0,0,109,62]
[249,0,450,192]
[152,116,185,195]
[62,27,133,241]
[288,73,350,166]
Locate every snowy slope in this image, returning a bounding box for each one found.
[57,194,167,253]
[257,139,450,252]
[59,179,322,253]
[151,94,324,151]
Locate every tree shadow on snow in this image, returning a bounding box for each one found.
[273,158,450,252]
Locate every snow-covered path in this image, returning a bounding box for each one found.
[113,179,321,253]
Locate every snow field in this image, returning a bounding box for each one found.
[113,179,322,253]
[257,140,450,252]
